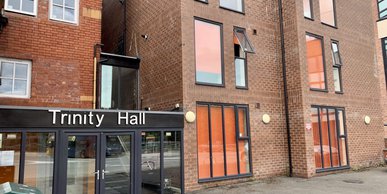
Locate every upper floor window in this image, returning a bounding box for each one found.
[306,33,327,91]
[219,0,244,13]
[331,41,343,93]
[194,18,224,86]
[0,58,31,98]
[378,0,387,19]
[303,0,313,19]
[319,0,336,27]
[5,0,37,16]
[233,27,254,89]
[381,38,387,89]
[50,0,79,24]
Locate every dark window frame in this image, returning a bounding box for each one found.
[331,40,343,93]
[219,0,245,14]
[381,38,387,90]
[304,0,314,20]
[311,105,350,173]
[320,0,338,28]
[306,32,328,92]
[194,17,225,87]
[194,0,208,4]
[378,0,387,20]
[233,26,253,90]
[196,102,253,182]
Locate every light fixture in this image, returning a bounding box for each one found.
[364,116,371,125]
[185,111,196,123]
[262,114,271,124]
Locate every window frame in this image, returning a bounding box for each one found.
[4,0,38,16]
[305,32,328,92]
[319,0,338,28]
[233,27,252,89]
[195,0,208,4]
[331,40,343,93]
[303,0,314,20]
[194,17,225,87]
[378,0,387,20]
[49,0,80,24]
[311,105,350,173]
[219,0,245,14]
[196,102,253,182]
[381,38,387,90]
[0,57,32,99]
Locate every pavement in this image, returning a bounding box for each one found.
[190,167,387,194]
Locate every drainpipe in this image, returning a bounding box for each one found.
[278,0,293,177]
[93,43,104,109]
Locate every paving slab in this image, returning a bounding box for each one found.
[190,167,387,194]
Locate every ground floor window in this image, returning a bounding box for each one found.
[311,106,349,171]
[0,132,55,193]
[196,103,251,181]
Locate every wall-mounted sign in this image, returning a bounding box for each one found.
[0,151,14,166]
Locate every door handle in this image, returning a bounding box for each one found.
[94,170,100,180]
[102,169,110,179]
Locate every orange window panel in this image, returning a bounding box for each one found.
[197,105,211,179]
[320,109,331,168]
[238,108,247,137]
[210,106,225,177]
[311,108,322,169]
[224,107,238,176]
[328,110,339,167]
[306,34,326,90]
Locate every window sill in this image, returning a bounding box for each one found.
[5,9,36,17]
[310,88,328,93]
[304,16,314,21]
[50,18,78,25]
[321,22,338,29]
[236,86,248,90]
[316,166,350,173]
[196,82,225,88]
[335,91,344,94]
[198,173,253,183]
[219,6,245,15]
[0,94,30,99]
[194,0,208,4]
[377,17,387,22]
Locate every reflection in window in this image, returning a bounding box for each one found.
[311,107,348,171]
[197,104,251,180]
[378,0,387,19]
[319,0,336,26]
[0,133,21,184]
[141,132,161,194]
[24,133,55,194]
[5,0,37,15]
[303,0,312,18]
[331,41,342,92]
[163,131,181,194]
[50,0,78,23]
[195,19,223,85]
[100,65,138,110]
[0,58,31,98]
[306,34,326,90]
[219,0,243,12]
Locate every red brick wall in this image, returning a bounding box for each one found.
[0,0,101,108]
[181,0,289,191]
[126,0,183,111]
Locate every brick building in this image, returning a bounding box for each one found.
[0,0,386,194]
[106,0,387,192]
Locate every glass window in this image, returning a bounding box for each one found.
[378,0,387,19]
[99,65,138,110]
[306,34,326,90]
[197,103,251,180]
[141,132,161,194]
[24,133,55,194]
[319,0,336,27]
[0,58,31,98]
[311,107,348,171]
[163,131,181,194]
[195,19,223,85]
[50,0,79,23]
[381,38,387,90]
[303,0,313,18]
[5,0,37,15]
[331,41,343,92]
[234,27,254,88]
[219,0,243,12]
[0,133,21,185]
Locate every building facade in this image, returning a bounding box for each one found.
[0,0,386,194]
[118,0,387,192]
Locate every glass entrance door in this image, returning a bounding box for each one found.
[64,133,133,194]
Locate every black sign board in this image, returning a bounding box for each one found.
[0,106,184,129]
